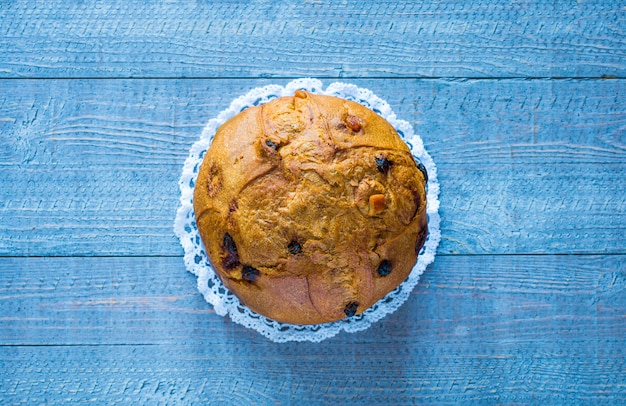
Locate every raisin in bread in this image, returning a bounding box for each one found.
[194,90,428,325]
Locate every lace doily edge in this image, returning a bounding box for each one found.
[173,78,441,343]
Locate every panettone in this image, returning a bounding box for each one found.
[193,90,428,325]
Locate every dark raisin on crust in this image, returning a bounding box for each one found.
[288,240,302,255]
[377,259,392,277]
[242,265,260,282]
[415,228,429,256]
[265,139,279,150]
[375,155,393,174]
[222,233,237,254]
[410,187,422,218]
[344,301,359,317]
[415,159,428,183]
[229,199,238,213]
[221,233,240,269]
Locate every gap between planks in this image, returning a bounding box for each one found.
[1,76,625,81]
[1,253,625,259]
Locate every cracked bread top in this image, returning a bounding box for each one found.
[194,90,428,325]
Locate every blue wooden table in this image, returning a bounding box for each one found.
[1,1,625,404]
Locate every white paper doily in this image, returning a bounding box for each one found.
[174,78,440,343]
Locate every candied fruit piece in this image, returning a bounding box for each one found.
[368,194,386,216]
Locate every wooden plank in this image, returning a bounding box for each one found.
[3,78,624,166]
[1,78,624,255]
[1,255,624,345]
[1,163,623,256]
[1,341,624,404]
[1,1,625,79]
[1,255,625,403]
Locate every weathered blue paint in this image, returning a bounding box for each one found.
[0,255,625,403]
[0,79,624,256]
[0,1,625,78]
[0,1,625,404]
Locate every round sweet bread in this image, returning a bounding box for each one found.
[193,90,428,325]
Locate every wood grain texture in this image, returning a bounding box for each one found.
[1,78,624,256]
[1,255,624,404]
[1,1,625,79]
[1,341,624,405]
[2,1,625,403]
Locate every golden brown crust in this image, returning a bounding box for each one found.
[194,91,428,325]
